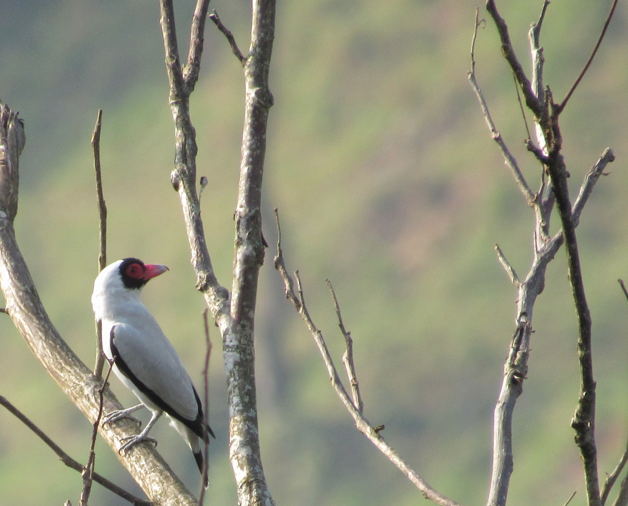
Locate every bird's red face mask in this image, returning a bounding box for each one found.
[120,259,169,289]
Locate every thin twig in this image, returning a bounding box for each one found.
[558,0,620,112]
[326,279,364,414]
[0,396,151,506]
[273,209,301,310]
[183,0,211,90]
[92,109,106,273]
[526,138,550,165]
[571,148,614,227]
[468,8,534,205]
[619,279,628,302]
[294,273,460,506]
[92,109,107,379]
[613,474,628,506]
[512,74,532,141]
[80,359,116,505]
[609,281,628,506]
[209,10,246,65]
[601,432,628,505]
[564,491,578,506]
[494,244,520,285]
[199,309,212,505]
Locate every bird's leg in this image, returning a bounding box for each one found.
[102,403,144,427]
[118,410,162,453]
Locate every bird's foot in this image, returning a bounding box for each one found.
[118,434,158,454]
[102,406,143,428]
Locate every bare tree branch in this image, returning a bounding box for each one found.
[468,9,534,206]
[273,215,461,506]
[601,434,628,506]
[485,0,543,118]
[0,103,24,220]
[619,279,628,302]
[158,1,277,504]
[512,74,532,141]
[572,148,614,226]
[601,281,628,506]
[199,309,212,505]
[326,279,364,414]
[545,95,601,506]
[158,0,230,320]
[488,315,531,506]
[0,103,198,505]
[80,358,116,506]
[613,475,628,506]
[225,2,276,503]
[558,0,620,112]
[91,108,107,379]
[470,4,614,505]
[273,208,301,309]
[494,244,520,286]
[529,1,549,103]
[209,10,246,65]
[469,11,551,501]
[0,395,152,506]
[183,0,211,90]
[564,491,578,506]
[526,1,550,158]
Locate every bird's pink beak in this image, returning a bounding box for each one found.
[143,264,169,280]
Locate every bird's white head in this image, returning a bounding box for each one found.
[92,258,169,320]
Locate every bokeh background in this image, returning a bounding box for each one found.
[1,0,628,505]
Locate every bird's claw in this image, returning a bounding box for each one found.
[118,434,158,454]
[102,409,142,428]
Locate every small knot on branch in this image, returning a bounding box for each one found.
[170,170,181,191]
[510,370,527,385]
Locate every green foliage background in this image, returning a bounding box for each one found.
[1,0,627,505]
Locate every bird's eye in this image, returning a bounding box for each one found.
[126,263,144,279]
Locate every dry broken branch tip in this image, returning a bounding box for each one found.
[209,10,246,65]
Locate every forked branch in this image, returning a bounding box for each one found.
[273,213,461,506]
[485,0,543,117]
[470,4,614,506]
[158,1,277,504]
[0,396,151,506]
[326,279,364,414]
[468,8,534,206]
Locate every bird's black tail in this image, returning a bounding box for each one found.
[194,449,209,488]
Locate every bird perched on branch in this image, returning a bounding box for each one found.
[92,257,214,484]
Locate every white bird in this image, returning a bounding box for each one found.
[92,257,214,483]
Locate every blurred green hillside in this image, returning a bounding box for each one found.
[1,0,628,505]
